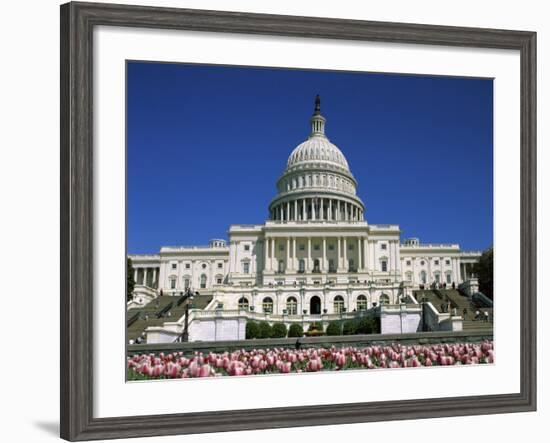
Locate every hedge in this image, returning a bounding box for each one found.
[271,322,288,338]
[288,323,304,338]
[325,321,342,336]
[257,321,273,339]
[246,321,259,339]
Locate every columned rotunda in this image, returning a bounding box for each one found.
[269,95,365,223]
[129,96,481,335]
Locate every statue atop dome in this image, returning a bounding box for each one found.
[314,94,321,115]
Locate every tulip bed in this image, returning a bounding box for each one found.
[127,341,494,379]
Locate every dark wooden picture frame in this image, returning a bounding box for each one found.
[60,1,536,441]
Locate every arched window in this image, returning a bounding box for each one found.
[298,259,305,273]
[313,259,320,273]
[170,276,177,290]
[379,294,390,305]
[183,277,190,289]
[286,297,298,315]
[434,272,441,283]
[357,294,368,311]
[200,274,207,289]
[278,260,285,273]
[262,297,273,314]
[405,271,413,282]
[334,295,345,314]
[238,297,249,310]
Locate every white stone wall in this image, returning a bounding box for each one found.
[189,317,246,342]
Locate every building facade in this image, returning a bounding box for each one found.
[129,96,481,316]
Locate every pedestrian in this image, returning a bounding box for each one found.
[463,308,468,318]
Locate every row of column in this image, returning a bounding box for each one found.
[271,198,363,222]
[461,262,475,281]
[134,267,159,288]
[264,236,373,273]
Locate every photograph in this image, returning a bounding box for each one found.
[125,61,495,380]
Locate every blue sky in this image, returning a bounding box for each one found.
[127,61,493,254]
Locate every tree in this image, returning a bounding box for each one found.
[127,257,135,302]
[473,246,493,300]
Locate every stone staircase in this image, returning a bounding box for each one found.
[126,294,213,342]
[414,288,493,332]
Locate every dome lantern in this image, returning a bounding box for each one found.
[310,94,326,136]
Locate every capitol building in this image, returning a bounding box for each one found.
[128,96,482,341]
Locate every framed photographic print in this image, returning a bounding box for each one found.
[60,1,536,441]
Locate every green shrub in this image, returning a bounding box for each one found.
[288,323,304,338]
[356,316,380,334]
[257,321,273,339]
[342,319,359,335]
[271,323,288,338]
[325,321,342,336]
[246,321,259,339]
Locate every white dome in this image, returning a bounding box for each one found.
[287,135,350,171]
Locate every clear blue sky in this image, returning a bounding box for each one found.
[127,61,493,254]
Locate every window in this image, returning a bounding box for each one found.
[406,260,411,266]
[379,294,390,305]
[434,260,440,265]
[357,295,368,311]
[420,271,427,284]
[202,263,207,269]
[381,260,387,272]
[313,259,320,272]
[314,244,320,251]
[328,244,335,251]
[217,278,222,284]
[262,297,273,314]
[279,244,284,251]
[381,243,387,250]
[217,263,223,268]
[348,259,355,271]
[278,260,285,273]
[184,278,190,289]
[405,271,413,281]
[238,297,249,310]
[348,244,354,250]
[170,278,176,289]
[445,260,451,265]
[299,244,305,251]
[200,274,207,289]
[286,297,298,315]
[446,273,452,284]
[243,262,250,274]
[244,244,250,251]
[298,259,305,273]
[171,263,177,270]
[334,295,345,314]
[185,263,190,269]
[435,273,441,283]
[420,260,425,266]
[329,259,336,272]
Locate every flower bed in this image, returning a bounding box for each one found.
[127,341,494,380]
